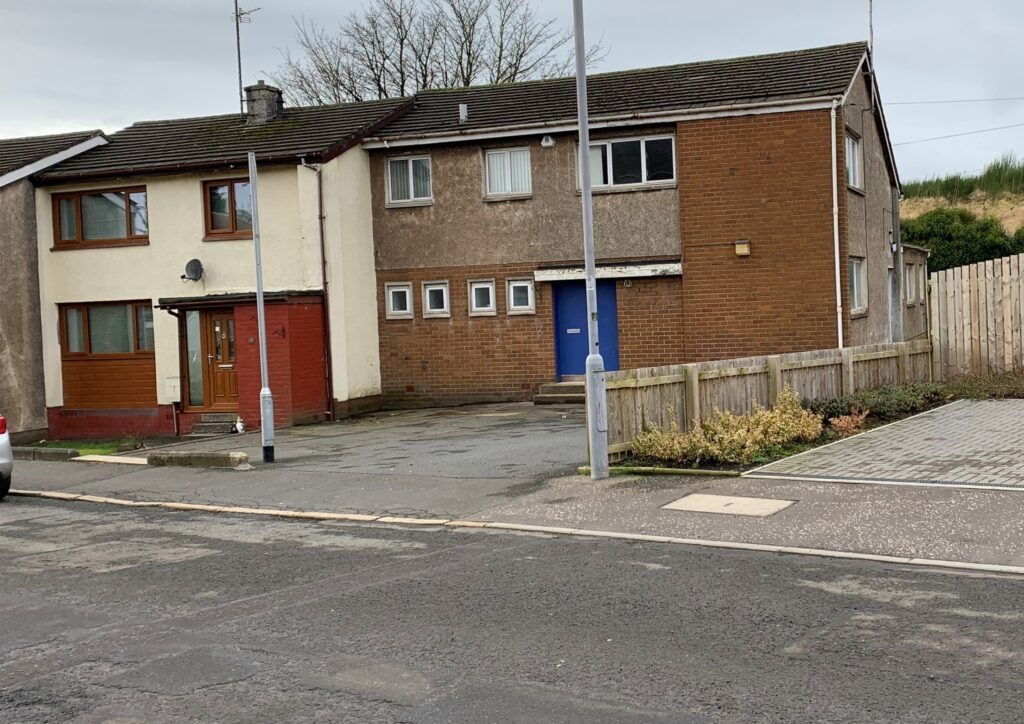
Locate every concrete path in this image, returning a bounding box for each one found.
[751,400,1024,489]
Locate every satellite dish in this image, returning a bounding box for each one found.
[182,259,204,282]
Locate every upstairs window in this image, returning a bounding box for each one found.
[388,156,432,204]
[422,281,450,318]
[53,188,148,248]
[385,282,413,320]
[61,302,154,357]
[845,132,864,190]
[468,279,497,315]
[588,136,675,188]
[485,148,532,197]
[204,179,252,239]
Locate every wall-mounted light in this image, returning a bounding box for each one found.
[734,239,751,257]
[541,135,555,148]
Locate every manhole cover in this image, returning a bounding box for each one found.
[662,493,794,517]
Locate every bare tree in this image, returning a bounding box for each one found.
[272,0,607,105]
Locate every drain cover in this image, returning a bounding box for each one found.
[662,493,794,517]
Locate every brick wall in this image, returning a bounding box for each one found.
[617,276,686,369]
[678,110,846,361]
[234,296,327,429]
[377,265,686,406]
[47,405,175,439]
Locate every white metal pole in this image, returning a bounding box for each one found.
[247,151,275,463]
[572,0,609,480]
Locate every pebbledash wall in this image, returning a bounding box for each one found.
[370,128,686,407]
[35,154,380,438]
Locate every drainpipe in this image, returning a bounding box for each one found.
[830,98,845,349]
[301,158,335,421]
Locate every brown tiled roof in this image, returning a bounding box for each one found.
[41,98,412,182]
[0,130,105,178]
[375,42,868,139]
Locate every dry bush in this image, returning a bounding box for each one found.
[830,408,870,438]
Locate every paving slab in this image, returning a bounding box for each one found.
[750,400,1024,489]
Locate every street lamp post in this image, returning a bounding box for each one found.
[247,151,275,463]
[572,0,609,479]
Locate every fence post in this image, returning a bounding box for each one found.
[683,363,700,429]
[840,348,855,396]
[897,341,910,384]
[767,355,783,404]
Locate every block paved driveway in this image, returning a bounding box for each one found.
[750,399,1024,490]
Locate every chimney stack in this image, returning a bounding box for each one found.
[244,80,284,124]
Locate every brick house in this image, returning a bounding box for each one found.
[364,41,906,407]
[32,84,409,438]
[0,130,107,438]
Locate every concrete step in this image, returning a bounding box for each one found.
[200,413,237,423]
[537,382,585,396]
[189,421,235,436]
[533,393,585,405]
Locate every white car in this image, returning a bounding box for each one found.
[0,414,12,500]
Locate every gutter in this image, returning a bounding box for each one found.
[830,98,844,349]
[362,96,836,148]
[301,158,335,422]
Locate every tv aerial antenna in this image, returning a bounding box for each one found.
[233,1,262,115]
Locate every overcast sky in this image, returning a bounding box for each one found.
[1,0,1021,181]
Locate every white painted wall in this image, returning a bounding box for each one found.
[35,165,320,407]
[321,148,382,402]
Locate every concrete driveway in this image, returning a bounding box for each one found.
[750,399,1024,490]
[13,403,587,519]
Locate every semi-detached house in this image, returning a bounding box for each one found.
[367,41,926,406]
[22,41,927,438]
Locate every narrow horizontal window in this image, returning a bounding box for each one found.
[486,149,531,196]
[587,136,675,189]
[388,156,432,204]
[507,279,535,314]
[53,188,148,247]
[385,282,414,319]
[422,281,450,318]
[469,279,496,315]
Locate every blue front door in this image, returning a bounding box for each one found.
[553,279,620,379]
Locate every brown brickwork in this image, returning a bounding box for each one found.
[678,110,849,361]
[377,265,686,406]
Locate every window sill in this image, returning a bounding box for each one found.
[469,310,497,317]
[847,185,866,197]
[385,313,414,321]
[51,239,149,251]
[204,233,253,242]
[579,181,677,197]
[507,309,536,316]
[483,193,532,203]
[387,199,433,209]
[423,312,450,319]
[850,309,869,319]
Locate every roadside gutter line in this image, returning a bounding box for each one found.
[11,489,1024,577]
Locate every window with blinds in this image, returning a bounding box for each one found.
[485,148,532,197]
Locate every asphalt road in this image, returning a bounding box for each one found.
[2,498,1023,723]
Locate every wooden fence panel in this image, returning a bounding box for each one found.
[930,253,1024,378]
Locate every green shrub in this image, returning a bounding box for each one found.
[804,382,948,423]
[944,370,1024,399]
[632,387,823,466]
[901,207,1023,272]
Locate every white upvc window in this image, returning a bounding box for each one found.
[485,148,532,197]
[422,281,450,318]
[845,132,864,190]
[388,156,432,205]
[918,264,927,303]
[468,279,497,316]
[849,257,867,314]
[905,263,916,306]
[587,135,676,189]
[507,278,535,315]
[385,282,413,319]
